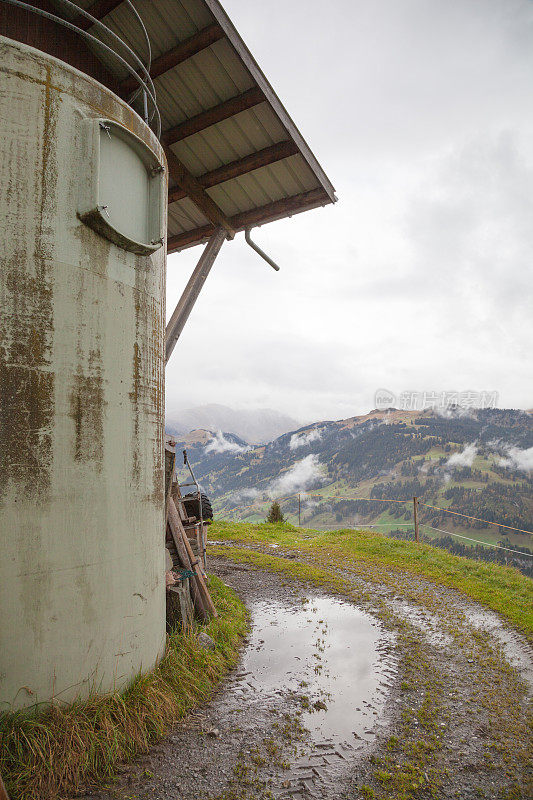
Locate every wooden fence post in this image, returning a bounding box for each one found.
[298,493,301,527]
[413,496,420,543]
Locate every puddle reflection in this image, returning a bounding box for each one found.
[242,596,396,744]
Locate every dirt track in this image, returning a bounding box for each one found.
[86,548,533,800]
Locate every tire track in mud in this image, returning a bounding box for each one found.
[88,560,399,800]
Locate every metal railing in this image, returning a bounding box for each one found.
[1,0,161,137]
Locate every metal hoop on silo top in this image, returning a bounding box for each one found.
[0,0,162,138]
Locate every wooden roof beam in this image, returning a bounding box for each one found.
[119,23,225,96]
[162,87,265,146]
[231,189,329,229]
[167,188,330,252]
[74,0,125,31]
[168,140,299,204]
[164,147,235,238]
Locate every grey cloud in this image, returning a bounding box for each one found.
[166,0,533,423]
[268,455,325,496]
[445,444,478,469]
[290,428,324,451]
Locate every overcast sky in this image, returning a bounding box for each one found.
[166,0,533,424]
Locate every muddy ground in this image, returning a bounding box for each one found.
[82,547,533,800]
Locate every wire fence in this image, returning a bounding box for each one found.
[220,491,533,558]
[417,502,533,536]
[422,525,533,556]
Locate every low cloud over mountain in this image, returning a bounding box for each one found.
[166,403,300,445]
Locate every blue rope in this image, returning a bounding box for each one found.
[176,569,195,581]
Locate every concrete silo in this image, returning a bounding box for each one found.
[0,35,167,710]
[0,0,337,715]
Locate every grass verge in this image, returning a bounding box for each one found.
[211,521,533,639]
[0,576,248,800]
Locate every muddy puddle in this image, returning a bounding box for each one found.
[96,585,400,800]
[236,596,396,747]
[218,595,398,798]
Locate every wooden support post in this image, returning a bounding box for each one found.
[164,148,235,238]
[413,496,420,543]
[169,499,217,618]
[167,502,207,620]
[165,228,226,362]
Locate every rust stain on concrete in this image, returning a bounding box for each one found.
[130,339,142,484]
[0,66,58,501]
[130,255,165,504]
[69,369,104,466]
[69,263,106,468]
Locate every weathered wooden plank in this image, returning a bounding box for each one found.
[167,509,207,621]
[120,23,225,95]
[167,581,194,630]
[164,148,235,237]
[162,87,265,145]
[231,188,328,229]
[168,498,217,618]
[180,523,218,618]
[168,140,299,204]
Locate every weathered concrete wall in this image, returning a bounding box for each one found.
[0,37,167,710]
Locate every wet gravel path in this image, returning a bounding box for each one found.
[84,548,532,800]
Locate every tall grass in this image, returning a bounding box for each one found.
[0,576,247,800]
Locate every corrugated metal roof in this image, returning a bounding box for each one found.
[59,0,336,251]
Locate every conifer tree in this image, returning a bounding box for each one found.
[266,501,285,523]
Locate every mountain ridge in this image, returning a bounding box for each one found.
[172,408,533,569]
